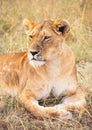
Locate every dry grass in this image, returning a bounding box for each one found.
[0,0,92,130]
[0,0,92,61]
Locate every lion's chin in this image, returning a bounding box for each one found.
[29,60,45,67]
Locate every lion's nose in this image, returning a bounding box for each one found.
[30,50,39,56]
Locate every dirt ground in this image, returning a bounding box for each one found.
[0,62,92,130]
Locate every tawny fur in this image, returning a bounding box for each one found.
[0,19,86,119]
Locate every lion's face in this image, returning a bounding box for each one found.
[23,19,70,67]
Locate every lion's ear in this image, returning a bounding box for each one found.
[53,19,70,36]
[23,18,34,34]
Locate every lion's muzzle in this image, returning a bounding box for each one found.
[28,50,45,67]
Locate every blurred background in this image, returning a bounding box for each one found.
[0,1,92,129]
[0,0,92,62]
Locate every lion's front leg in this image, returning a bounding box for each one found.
[18,90,71,119]
[60,88,86,115]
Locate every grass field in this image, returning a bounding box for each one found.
[0,0,92,130]
[0,0,92,62]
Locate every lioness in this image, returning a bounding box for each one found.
[0,19,86,119]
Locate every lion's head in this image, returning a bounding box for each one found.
[23,19,70,67]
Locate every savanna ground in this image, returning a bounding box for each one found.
[0,0,92,130]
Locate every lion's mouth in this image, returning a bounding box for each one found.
[30,59,45,67]
[29,57,45,67]
[28,53,46,67]
[31,57,45,61]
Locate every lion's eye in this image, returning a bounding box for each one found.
[29,35,33,39]
[44,36,51,41]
